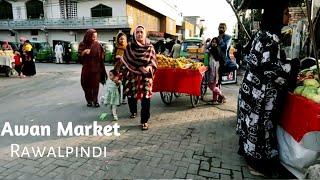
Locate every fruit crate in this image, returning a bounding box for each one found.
[187,48,198,53]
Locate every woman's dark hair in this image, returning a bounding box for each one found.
[209,37,225,63]
[109,69,119,76]
[117,32,127,42]
[211,37,219,44]
[260,0,289,35]
[25,40,30,43]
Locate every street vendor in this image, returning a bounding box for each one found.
[120,25,157,131]
[236,0,292,177]
[2,41,12,51]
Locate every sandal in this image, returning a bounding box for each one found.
[94,103,100,108]
[130,113,137,119]
[87,102,93,107]
[217,95,226,104]
[142,123,149,131]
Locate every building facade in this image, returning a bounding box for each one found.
[183,16,202,37]
[0,0,180,46]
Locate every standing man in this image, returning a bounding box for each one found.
[55,42,63,64]
[218,23,231,61]
[217,23,238,79]
[171,40,181,58]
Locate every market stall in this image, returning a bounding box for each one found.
[153,54,208,107]
[279,1,320,178]
[278,65,320,178]
[235,0,320,178]
[0,50,14,77]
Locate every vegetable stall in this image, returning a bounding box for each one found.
[235,0,320,178]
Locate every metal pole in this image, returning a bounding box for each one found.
[307,0,320,81]
[226,0,251,40]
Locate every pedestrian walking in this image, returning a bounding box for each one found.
[207,37,226,104]
[120,25,157,130]
[78,29,107,108]
[100,69,122,121]
[113,32,128,104]
[21,40,36,77]
[236,0,292,177]
[55,42,64,64]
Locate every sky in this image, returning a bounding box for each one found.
[172,0,238,38]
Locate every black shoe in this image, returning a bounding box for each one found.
[130,113,137,119]
[87,102,93,107]
[94,103,100,108]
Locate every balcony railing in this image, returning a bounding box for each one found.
[0,17,130,30]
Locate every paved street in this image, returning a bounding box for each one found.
[0,63,261,179]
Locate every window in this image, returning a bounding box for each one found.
[0,0,13,19]
[26,0,44,19]
[91,4,112,17]
[59,0,65,18]
[66,1,77,18]
[31,30,38,36]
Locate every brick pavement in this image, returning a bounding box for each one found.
[0,83,262,179]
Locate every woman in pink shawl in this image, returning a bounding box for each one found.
[120,25,157,130]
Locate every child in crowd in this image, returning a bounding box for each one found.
[13,51,24,77]
[100,69,123,121]
[113,32,128,104]
[208,37,226,104]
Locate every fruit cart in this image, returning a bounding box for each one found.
[0,50,14,77]
[236,0,320,178]
[153,55,208,107]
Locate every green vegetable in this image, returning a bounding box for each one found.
[303,79,320,88]
[301,86,318,99]
[294,86,305,95]
[310,94,320,103]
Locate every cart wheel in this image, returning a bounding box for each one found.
[201,74,208,100]
[5,67,10,77]
[190,95,200,107]
[174,93,182,98]
[160,92,173,105]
